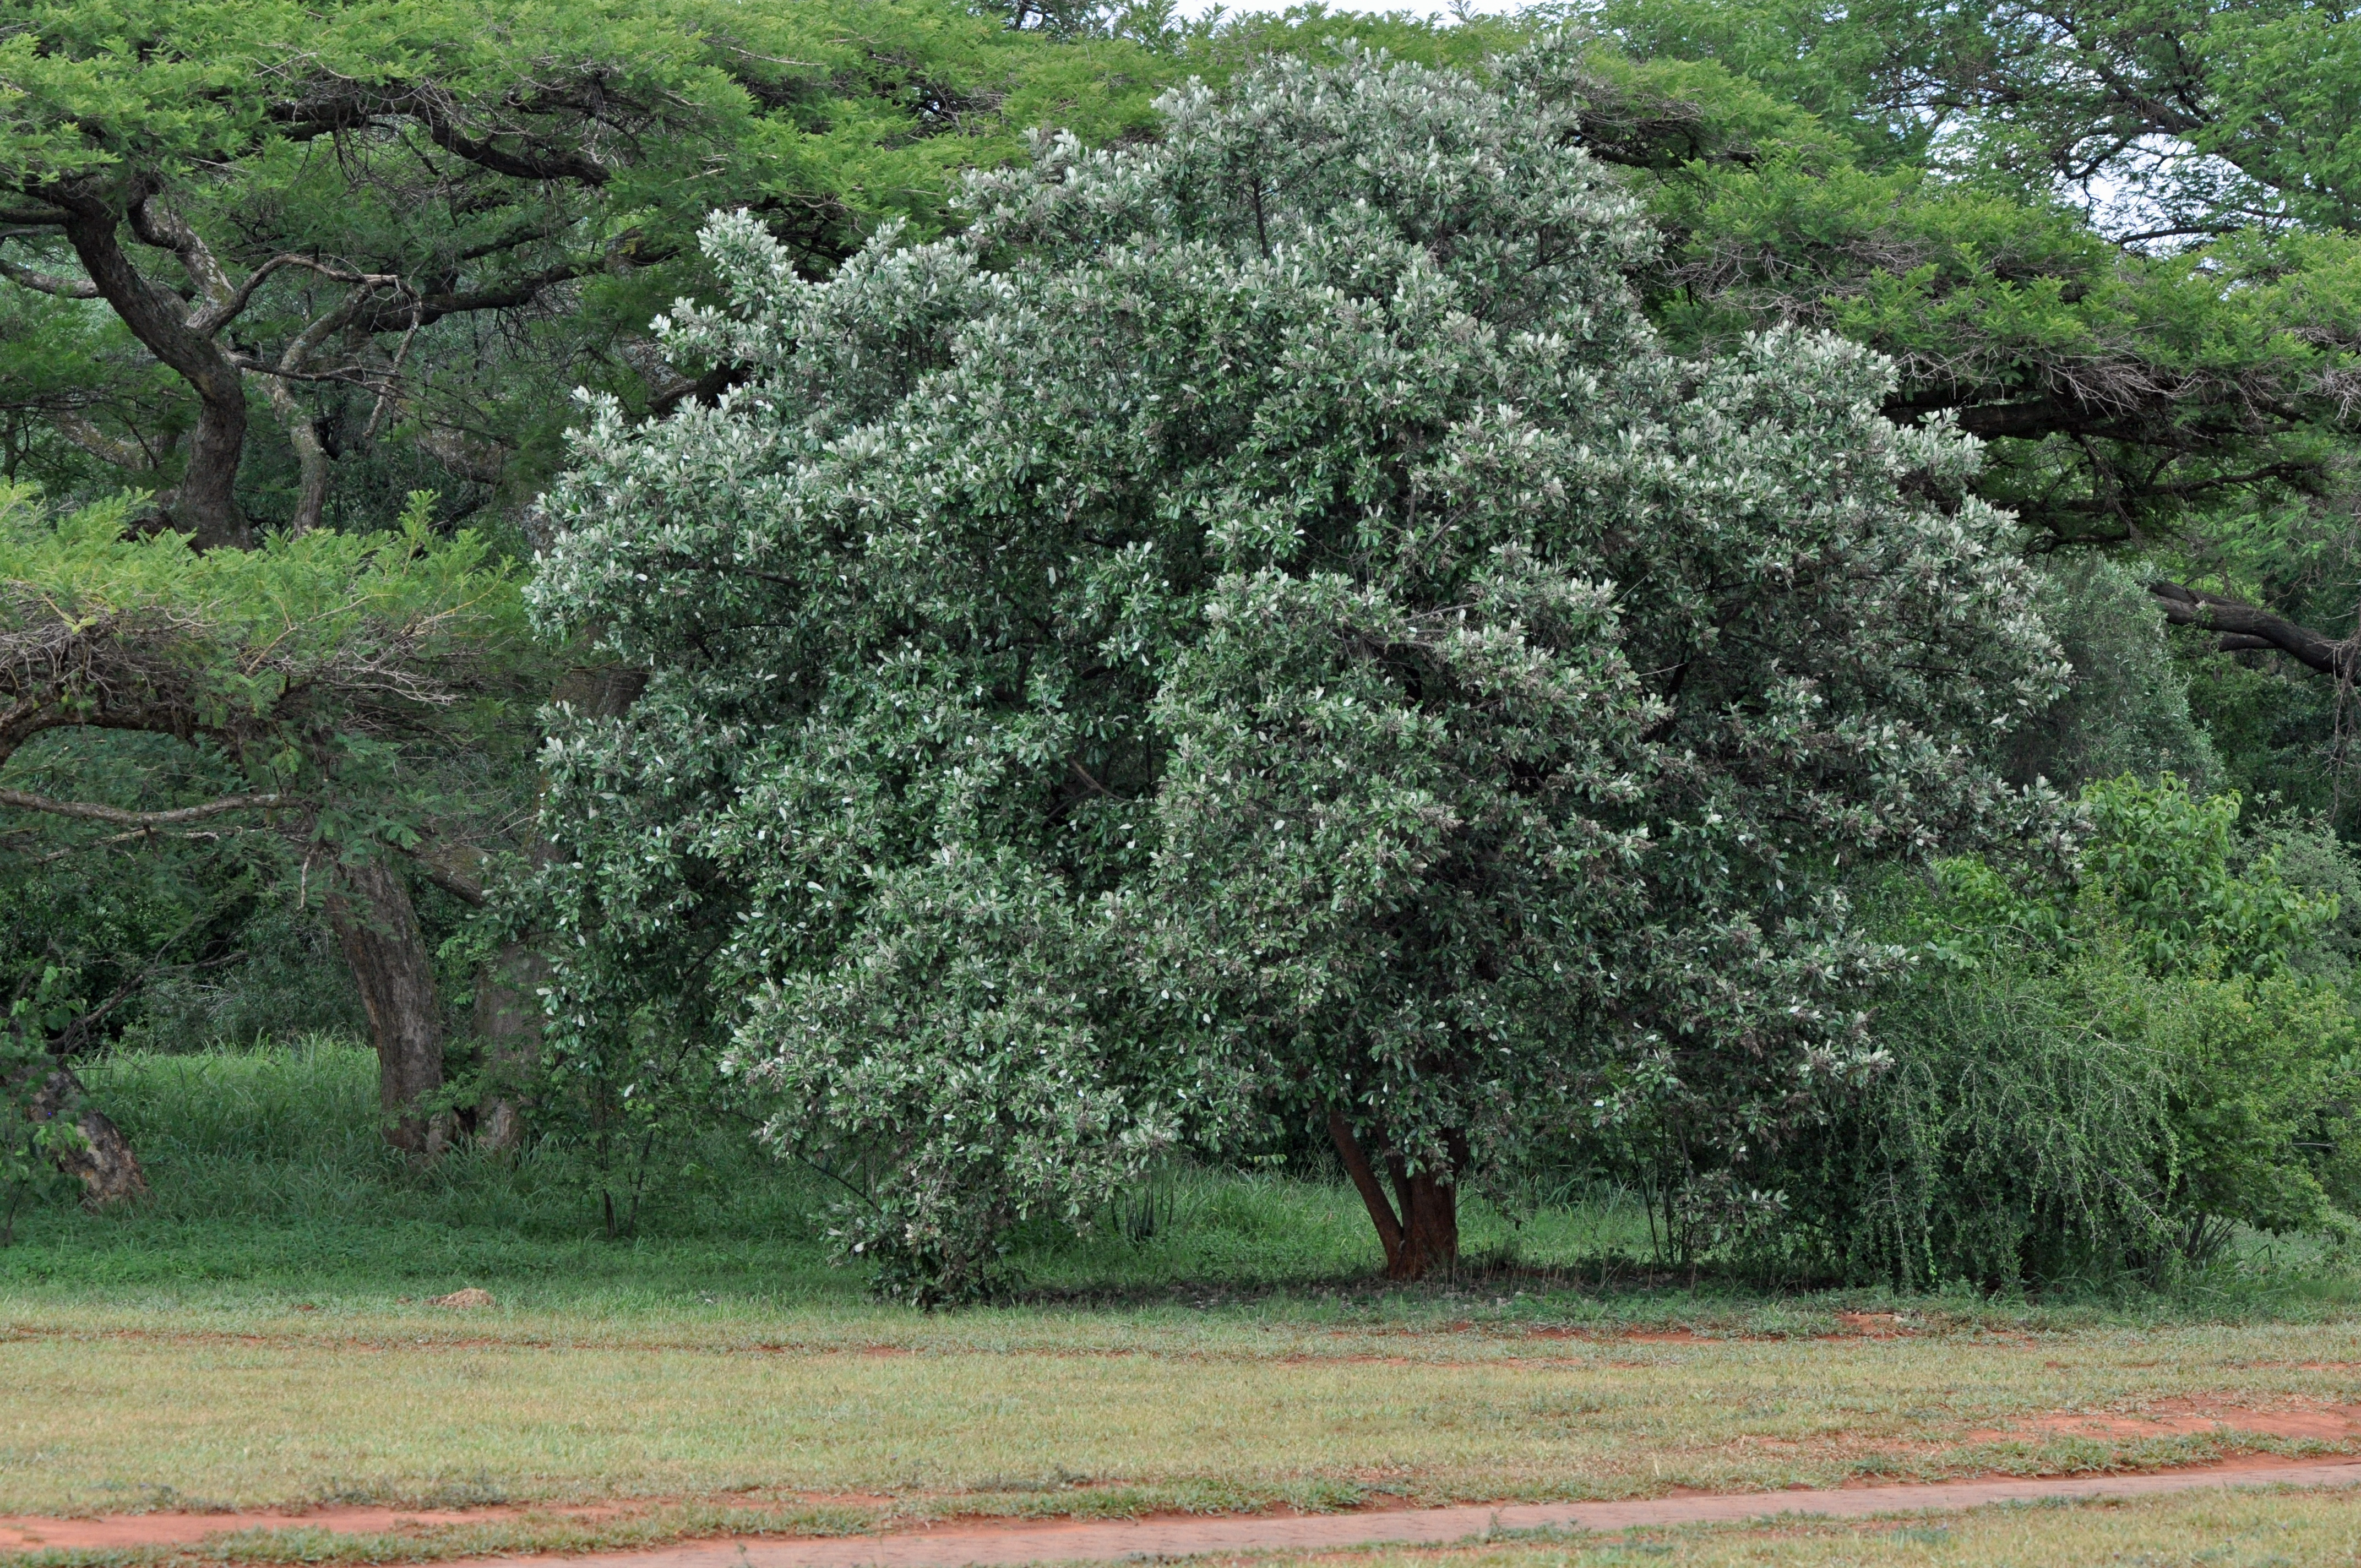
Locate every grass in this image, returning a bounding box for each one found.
[10,1490,2361,1568]
[4,1041,1673,1307]
[3,1043,2361,1561]
[1242,1487,2361,1567]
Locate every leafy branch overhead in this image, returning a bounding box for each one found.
[0,0,1180,538]
[0,484,523,772]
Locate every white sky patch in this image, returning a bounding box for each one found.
[1174,0,1527,15]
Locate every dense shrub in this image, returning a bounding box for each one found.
[1774,777,2361,1289]
[2000,556,2219,795]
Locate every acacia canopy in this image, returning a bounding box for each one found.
[0,0,1176,541]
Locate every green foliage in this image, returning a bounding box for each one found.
[0,480,531,1084]
[532,42,2065,1300]
[0,0,1194,524]
[2000,557,2219,794]
[2078,777,2334,976]
[1903,777,2333,980]
[1778,777,2361,1289]
[1782,956,2181,1291]
[1,965,84,1246]
[0,478,530,807]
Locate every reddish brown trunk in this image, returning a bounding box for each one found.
[1327,1109,1461,1281]
[325,858,445,1153]
[1386,1156,1460,1281]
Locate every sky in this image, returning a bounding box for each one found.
[1176,0,1528,16]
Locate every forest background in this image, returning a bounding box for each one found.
[8,0,2361,1304]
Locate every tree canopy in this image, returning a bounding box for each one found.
[533,41,2065,1298]
[0,0,1182,541]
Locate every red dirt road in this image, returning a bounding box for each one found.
[7,1461,2361,1565]
[0,1505,630,1554]
[462,1464,2361,1566]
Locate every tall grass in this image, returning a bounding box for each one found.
[6,1041,1668,1305]
[1,1038,847,1304]
[10,1040,2340,1313]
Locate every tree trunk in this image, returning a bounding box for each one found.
[325,858,446,1153]
[30,1065,148,1206]
[1387,1153,1460,1281]
[1327,1108,1461,1281]
[262,372,333,536]
[455,661,645,1150]
[471,941,548,1151]
[52,197,253,550]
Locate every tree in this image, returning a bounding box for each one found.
[1521,13,2361,556]
[1568,0,2361,816]
[0,0,1180,538]
[0,0,1194,1157]
[533,39,2064,1298]
[0,482,526,1150]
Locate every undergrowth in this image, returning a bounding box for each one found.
[3,1039,2356,1323]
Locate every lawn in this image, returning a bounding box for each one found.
[1254,1488,2361,1567]
[4,1044,2360,1561]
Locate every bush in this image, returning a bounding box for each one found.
[2000,556,2219,794]
[1771,777,2361,1289]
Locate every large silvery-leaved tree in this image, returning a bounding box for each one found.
[532,40,2066,1301]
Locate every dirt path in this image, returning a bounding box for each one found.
[473,1464,2361,1566]
[8,1461,2361,1565]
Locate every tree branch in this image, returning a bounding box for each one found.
[126,197,235,313]
[48,411,173,473]
[396,840,488,908]
[0,788,284,828]
[0,253,99,298]
[411,96,613,186]
[191,253,401,337]
[43,184,252,547]
[1328,1107,1406,1270]
[2150,581,2354,677]
[252,281,389,533]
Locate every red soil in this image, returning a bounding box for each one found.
[8,1446,2360,1562]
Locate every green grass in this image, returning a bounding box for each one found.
[5,1043,2361,1561]
[0,1041,1698,1313]
[10,1041,2355,1321]
[1269,1488,2361,1567]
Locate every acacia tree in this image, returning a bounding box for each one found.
[0,0,1181,538]
[534,40,2064,1298]
[0,0,1185,1147]
[0,484,525,1151]
[1580,0,2361,759]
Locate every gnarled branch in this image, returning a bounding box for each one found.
[0,253,99,298]
[2150,581,2355,678]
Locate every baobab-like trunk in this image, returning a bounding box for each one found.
[1327,1108,1461,1281]
[325,858,445,1153]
